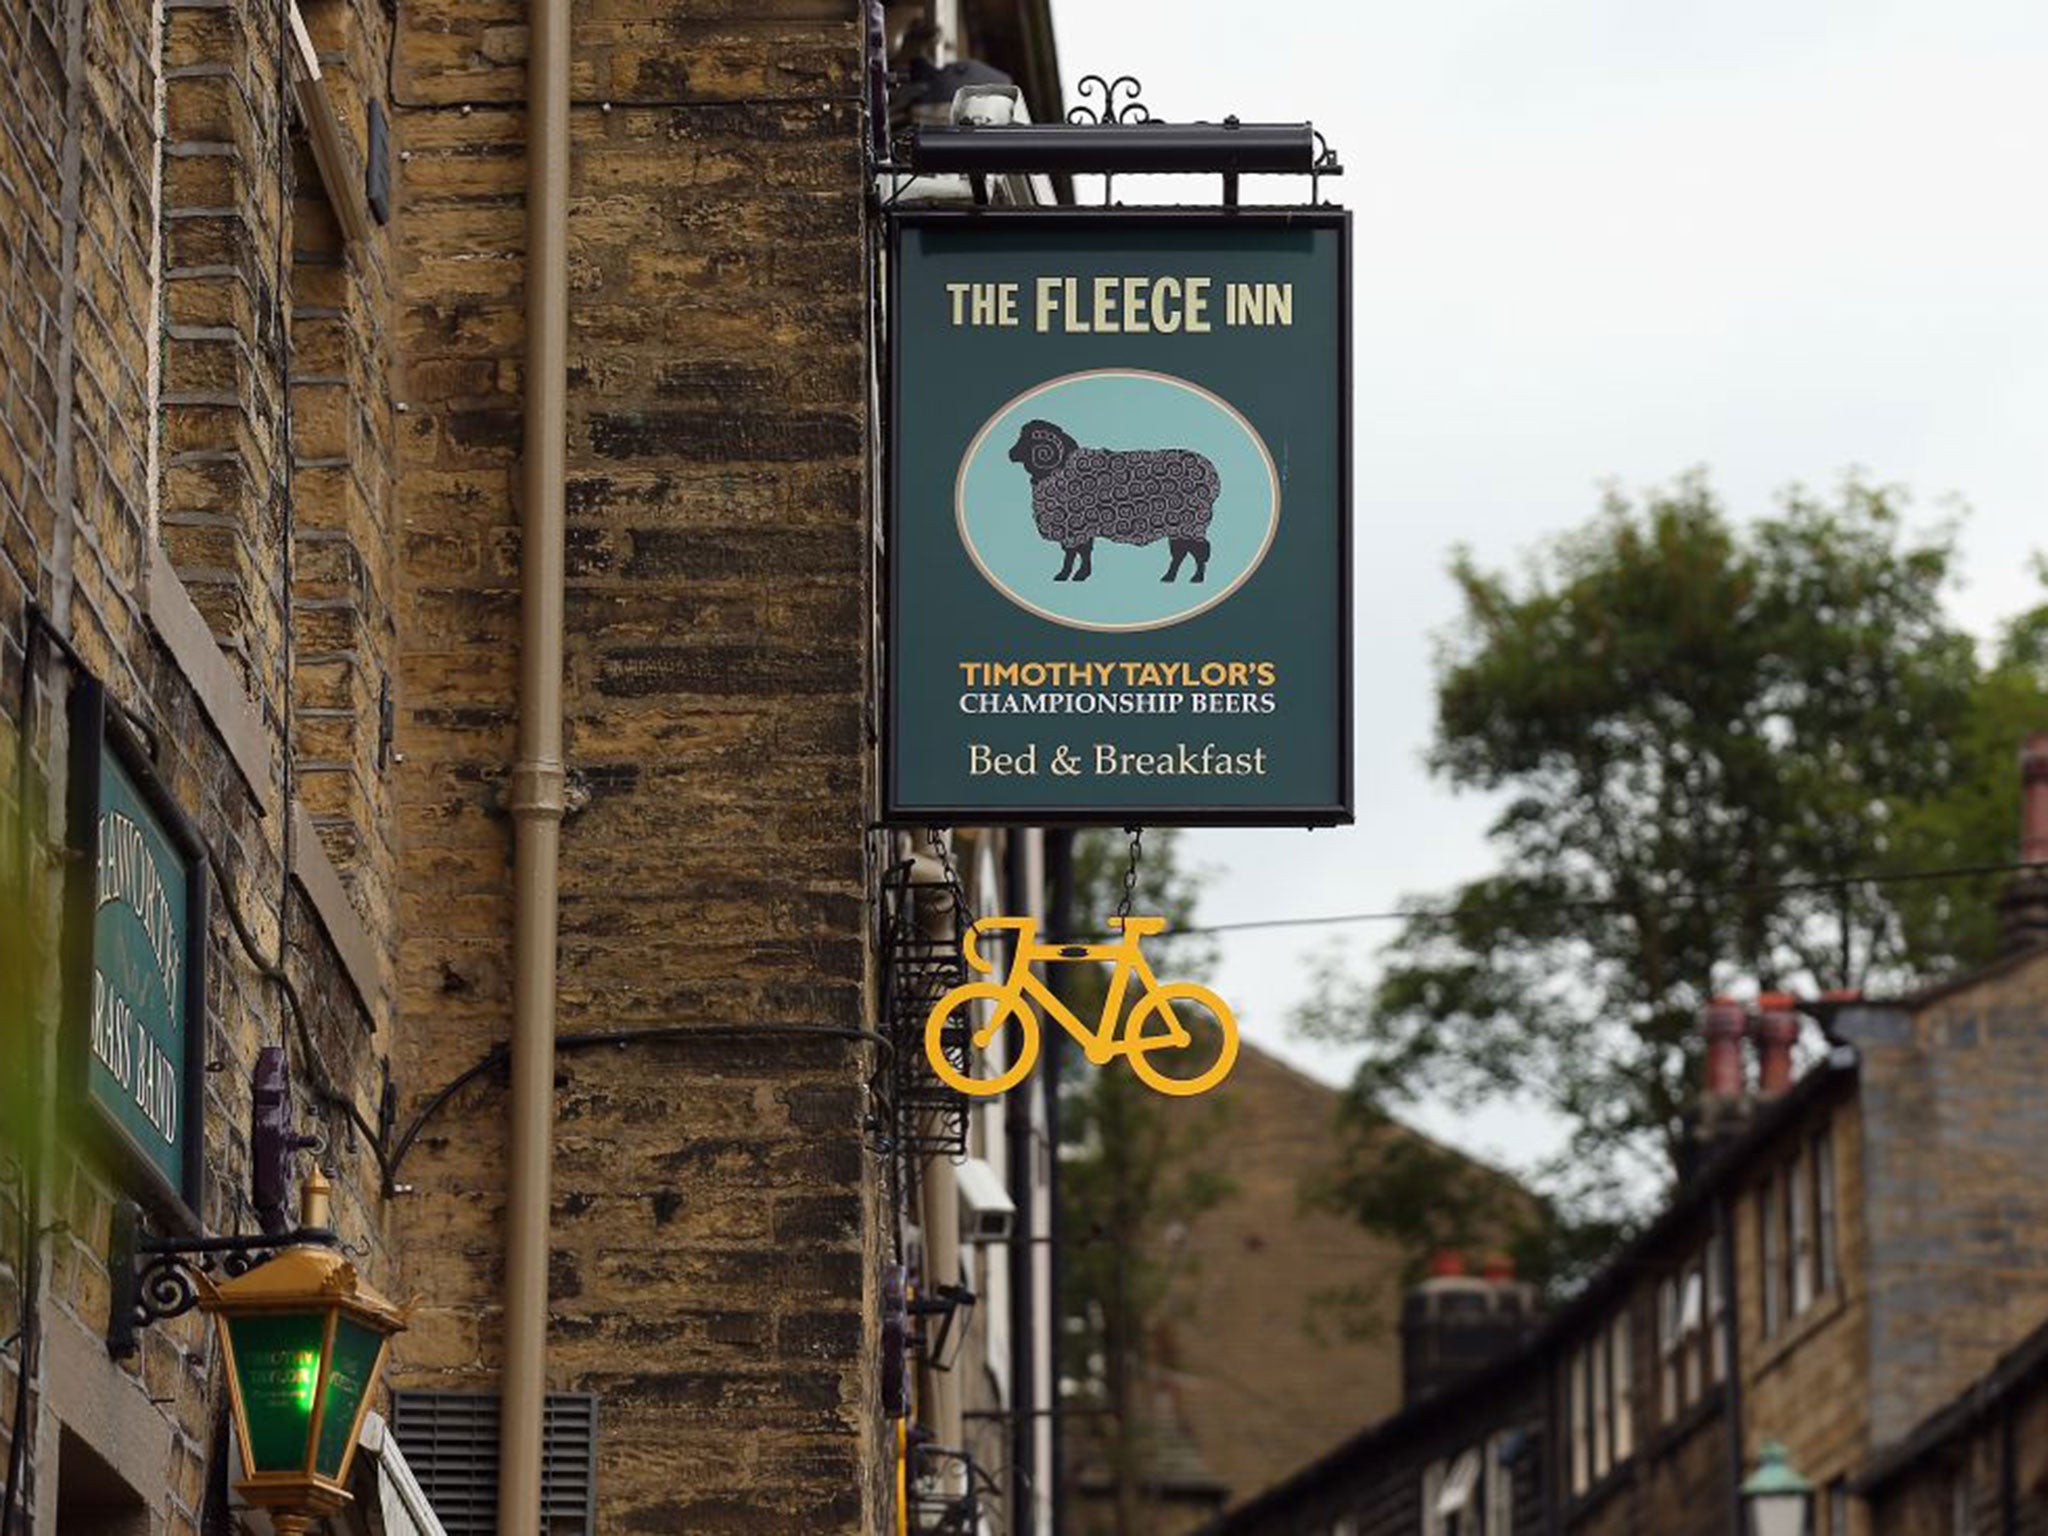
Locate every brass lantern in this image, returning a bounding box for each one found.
[198,1171,408,1534]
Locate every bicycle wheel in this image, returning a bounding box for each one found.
[1123,982,1240,1097]
[924,983,1041,1097]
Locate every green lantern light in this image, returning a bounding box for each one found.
[198,1171,409,1534]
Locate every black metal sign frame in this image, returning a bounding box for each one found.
[882,205,1354,828]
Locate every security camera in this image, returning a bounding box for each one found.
[955,1157,1015,1243]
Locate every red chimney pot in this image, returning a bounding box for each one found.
[1750,998,1800,1096]
[2022,733,2048,866]
[1427,1249,1467,1279]
[1701,997,1747,1100]
[1480,1251,1516,1282]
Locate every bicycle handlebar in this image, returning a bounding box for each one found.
[960,914,1166,972]
[1108,915,1168,937]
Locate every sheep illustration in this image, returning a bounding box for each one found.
[1007,419,1221,584]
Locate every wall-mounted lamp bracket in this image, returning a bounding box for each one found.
[107,1205,337,1358]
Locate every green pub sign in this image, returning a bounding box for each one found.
[886,210,1352,825]
[66,678,208,1227]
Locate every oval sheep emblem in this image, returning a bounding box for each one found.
[1009,423,1220,585]
[956,370,1280,633]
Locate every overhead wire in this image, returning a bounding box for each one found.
[1140,857,2048,941]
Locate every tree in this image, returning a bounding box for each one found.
[1300,473,2046,1242]
[1886,562,2048,962]
[1056,830,1232,1536]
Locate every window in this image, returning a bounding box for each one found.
[1760,1176,1784,1336]
[1788,1151,1815,1315]
[1706,1232,1729,1384]
[1658,1276,1680,1421]
[1657,1247,1723,1421]
[1610,1315,1634,1463]
[1679,1265,1705,1404]
[1590,1328,1610,1480]
[1424,1451,1488,1536]
[1485,1432,1515,1535]
[1813,1129,1840,1296]
[1950,1466,1972,1536]
[1568,1350,1589,1496]
[1438,1449,1482,1532]
[1763,1122,1840,1338]
[1825,1479,1849,1536]
[1568,1322,1636,1494]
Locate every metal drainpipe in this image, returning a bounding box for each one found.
[498,0,570,1527]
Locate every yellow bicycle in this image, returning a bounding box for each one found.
[924,915,1239,1098]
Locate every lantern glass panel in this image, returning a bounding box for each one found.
[314,1316,387,1478]
[1749,1492,1811,1536]
[227,1311,329,1471]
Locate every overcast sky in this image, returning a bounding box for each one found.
[1047,0,2048,1173]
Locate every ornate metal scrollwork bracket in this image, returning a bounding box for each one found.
[1069,76,1150,200]
[106,1203,336,1359]
[1066,74,1151,125]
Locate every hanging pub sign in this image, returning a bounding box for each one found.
[886,209,1352,825]
[64,677,208,1229]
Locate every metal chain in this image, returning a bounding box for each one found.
[925,826,977,929]
[1114,826,1144,928]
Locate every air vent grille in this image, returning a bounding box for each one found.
[389,1391,598,1534]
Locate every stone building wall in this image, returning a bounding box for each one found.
[1731,1093,1872,1532]
[0,0,399,1530]
[1845,956,2048,1447]
[1210,1365,1550,1536]
[387,2,884,1530]
[1864,1364,2048,1536]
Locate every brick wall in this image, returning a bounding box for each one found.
[389,2,882,1530]
[0,0,399,1527]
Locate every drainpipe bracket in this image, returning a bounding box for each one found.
[501,761,588,820]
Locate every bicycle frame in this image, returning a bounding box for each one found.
[961,918,1189,1067]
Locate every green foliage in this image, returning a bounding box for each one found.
[1301,473,2048,1240]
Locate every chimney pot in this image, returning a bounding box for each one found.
[1701,997,1747,1100]
[1426,1249,1467,1279]
[1480,1251,1516,1282]
[1998,733,2048,950]
[1750,998,1800,1097]
[1402,1250,1540,1406]
[2022,732,2048,865]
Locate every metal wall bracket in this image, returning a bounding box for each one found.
[910,1281,977,1372]
[878,71,1345,207]
[107,1204,336,1358]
